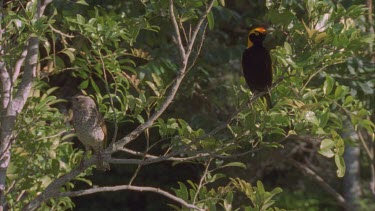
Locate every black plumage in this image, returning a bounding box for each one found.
[242,27,273,108]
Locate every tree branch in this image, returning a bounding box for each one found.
[169,0,186,60]
[286,158,349,209]
[24,1,218,208]
[22,158,96,211]
[0,62,11,110]
[12,48,28,83]
[0,0,54,209]
[58,185,204,211]
[185,0,215,58]
[111,0,217,151]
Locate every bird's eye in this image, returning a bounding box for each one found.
[254,32,260,36]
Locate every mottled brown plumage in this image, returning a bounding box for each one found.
[71,95,110,171]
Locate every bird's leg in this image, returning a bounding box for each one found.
[265,87,273,109]
[248,90,259,107]
[94,147,109,171]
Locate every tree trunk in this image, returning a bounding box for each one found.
[342,120,361,211]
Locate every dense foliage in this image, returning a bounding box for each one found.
[1,0,374,210]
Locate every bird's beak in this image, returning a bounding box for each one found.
[266,27,275,33]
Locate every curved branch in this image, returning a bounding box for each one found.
[22,158,96,211]
[185,0,215,58]
[111,0,217,151]
[58,185,204,211]
[169,0,186,60]
[286,158,349,209]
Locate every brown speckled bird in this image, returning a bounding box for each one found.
[242,26,273,108]
[71,95,110,171]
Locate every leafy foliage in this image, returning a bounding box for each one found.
[2,0,374,210]
[230,179,284,211]
[7,86,85,210]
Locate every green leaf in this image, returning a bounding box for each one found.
[208,173,226,183]
[222,162,246,169]
[177,182,189,200]
[319,108,330,128]
[318,138,335,157]
[323,75,334,95]
[79,80,89,89]
[61,48,76,63]
[90,77,101,94]
[76,14,86,25]
[256,180,265,193]
[284,42,292,55]
[76,0,89,6]
[334,85,344,99]
[358,119,375,134]
[207,11,214,30]
[304,111,319,126]
[136,115,144,124]
[343,95,354,106]
[218,0,225,6]
[335,154,345,177]
[145,81,160,97]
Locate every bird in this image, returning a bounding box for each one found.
[242,26,273,108]
[71,95,110,171]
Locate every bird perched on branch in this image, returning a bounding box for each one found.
[71,95,110,171]
[242,26,273,108]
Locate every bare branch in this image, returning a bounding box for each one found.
[1,36,39,209]
[169,0,186,60]
[185,0,215,58]
[23,158,96,211]
[0,0,55,209]
[58,185,204,211]
[0,62,11,109]
[112,0,216,150]
[10,37,38,113]
[49,25,74,38]
[193,158,212,204]
[39,0,53,17]
[109,151,211,164]
[357,129,373,160]
[187,23,208,71]
[12,48,28,83]
[286,158,349,209]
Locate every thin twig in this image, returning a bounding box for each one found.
[128,128,150,185]
[185,0,215,58]
[193,158,212,204]
[357,130,373,160]
[57,185,204,211]
[49,25,74,38]
[169,0,186,59]
[186,23,208,72]
[301,60,345,91]
[98,51,118,144]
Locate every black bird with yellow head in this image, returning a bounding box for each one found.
[242,26,273,108]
